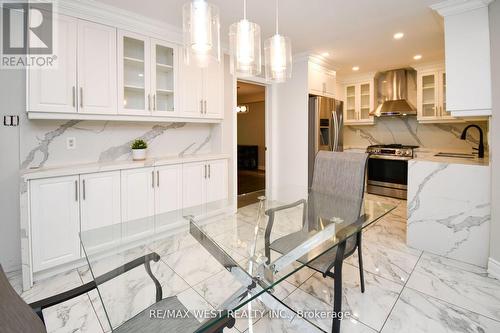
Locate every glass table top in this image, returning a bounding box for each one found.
[80,188,396,332]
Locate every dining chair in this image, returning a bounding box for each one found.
[0,253,207,333]
[264,150,368,293]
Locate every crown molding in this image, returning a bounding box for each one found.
[31,0,183,43]
[431,0,494,16]
[293,52,338,73]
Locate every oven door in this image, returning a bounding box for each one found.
[367,155,409,199]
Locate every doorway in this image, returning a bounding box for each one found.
[236,81,266,207]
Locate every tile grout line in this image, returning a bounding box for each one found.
[76,267,108,333]
[378,250,424,332]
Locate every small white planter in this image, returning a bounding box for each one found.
[132,149,147,161]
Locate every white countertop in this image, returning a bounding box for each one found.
[412,149,489,166]
[21,153,231,180]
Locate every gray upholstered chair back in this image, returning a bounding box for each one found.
[311,151,368,201]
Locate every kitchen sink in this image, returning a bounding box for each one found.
[434,152,475,159]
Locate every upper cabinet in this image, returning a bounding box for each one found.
[180,55,223,119]
[417,68,457,123]
[29,16,117,114]
[118,31,178,116]
[431,0,492,117]
[342,81,374,125]
[308,62,336,98]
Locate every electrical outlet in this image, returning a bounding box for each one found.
[356,129,361,136]
[66,137,76,150]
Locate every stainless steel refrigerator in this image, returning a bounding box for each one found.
[308,95,344,187]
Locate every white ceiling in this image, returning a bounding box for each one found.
[94,0,445,75]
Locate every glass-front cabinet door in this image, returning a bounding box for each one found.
[151,40,176,115]
[345,85,357,122]
[420,73,438,118]
[118,31,151,115]
[440,72,451,117]
[359,83,371,121]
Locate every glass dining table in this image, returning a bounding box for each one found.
[80,187,395,333]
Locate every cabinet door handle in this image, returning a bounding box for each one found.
[75,180,78,201]
[82,179,86,200]
[153,94,156,111]
[152,171,155,188]
[148,94,151,111]
[204,100,207,114]
[204,164,207,179]
[208,164,211,178]
[157,170,159,187]
[72,86,76,107]
[200,99,203,114]
[80,87,83,108]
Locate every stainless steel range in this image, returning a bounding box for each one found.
[366,144,418,200]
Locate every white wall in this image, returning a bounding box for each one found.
[0,69,23,272]
[272,59,309,199]
[489,0,500,264]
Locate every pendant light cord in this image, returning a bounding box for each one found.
[275,0,279,34]
[243,0,247,20]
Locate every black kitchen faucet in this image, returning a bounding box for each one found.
[461,124,484,158]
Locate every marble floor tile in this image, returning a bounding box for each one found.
[163,243,225,286]
[243,314,323,333]
[177,287,215,323]
[299,264,403,331]
[21,269,83,303]
[406,252,500,322]
[44,293,104,333]
[6,269,23,294]
[193,269,246,310]
[148,230,199,257]
[346,238,421,285]
[283,287,378,333]
[363,218,421,257]
[87,259,190,328]
[382,288,500,333]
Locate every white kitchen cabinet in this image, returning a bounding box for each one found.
[28,15,77,113]
[118,32,179,116]
[182,161,207,208]
[432,1,492,117]
[118,31,151,115]
[180,56,223,119]
[29,16,117,115]
[121,168,155,222]
[343,82,374,125]
[417,69,457,123]
[154,164,183,215]
[30,176,80,271]
[77,21,117,114]
[151,39,178,116]
[205,159,228,203]
[309,63,336,98]
[182,159,228,208]
[80,171,121,232]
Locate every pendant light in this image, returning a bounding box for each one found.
[229,0,262,77]
[264,0,292,83]
[182,0,221,67]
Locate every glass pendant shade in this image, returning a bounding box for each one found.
[182,0,220,67]
[264,34,292,83]
[229,19,262,76]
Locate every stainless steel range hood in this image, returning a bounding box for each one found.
[370,68,417,117]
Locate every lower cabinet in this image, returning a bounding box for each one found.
[183,159,228,208]
[30,176,81,272]
[29,158,227,272]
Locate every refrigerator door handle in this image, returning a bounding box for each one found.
[332,110,339,151]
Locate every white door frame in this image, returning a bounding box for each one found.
[235,75,275,196]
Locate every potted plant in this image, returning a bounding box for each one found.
[131,139,148,161]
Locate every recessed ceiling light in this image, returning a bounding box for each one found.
[352,66,360,71]
[413,54,422,60]
[393,32,404,40]
[321,52,330,57]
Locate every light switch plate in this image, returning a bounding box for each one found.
[66,137,76,150]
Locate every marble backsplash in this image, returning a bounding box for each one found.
[19,115,214,171]
[344,117,488,151]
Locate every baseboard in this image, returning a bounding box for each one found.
[258,165,265,171]
[488,257,500,280]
